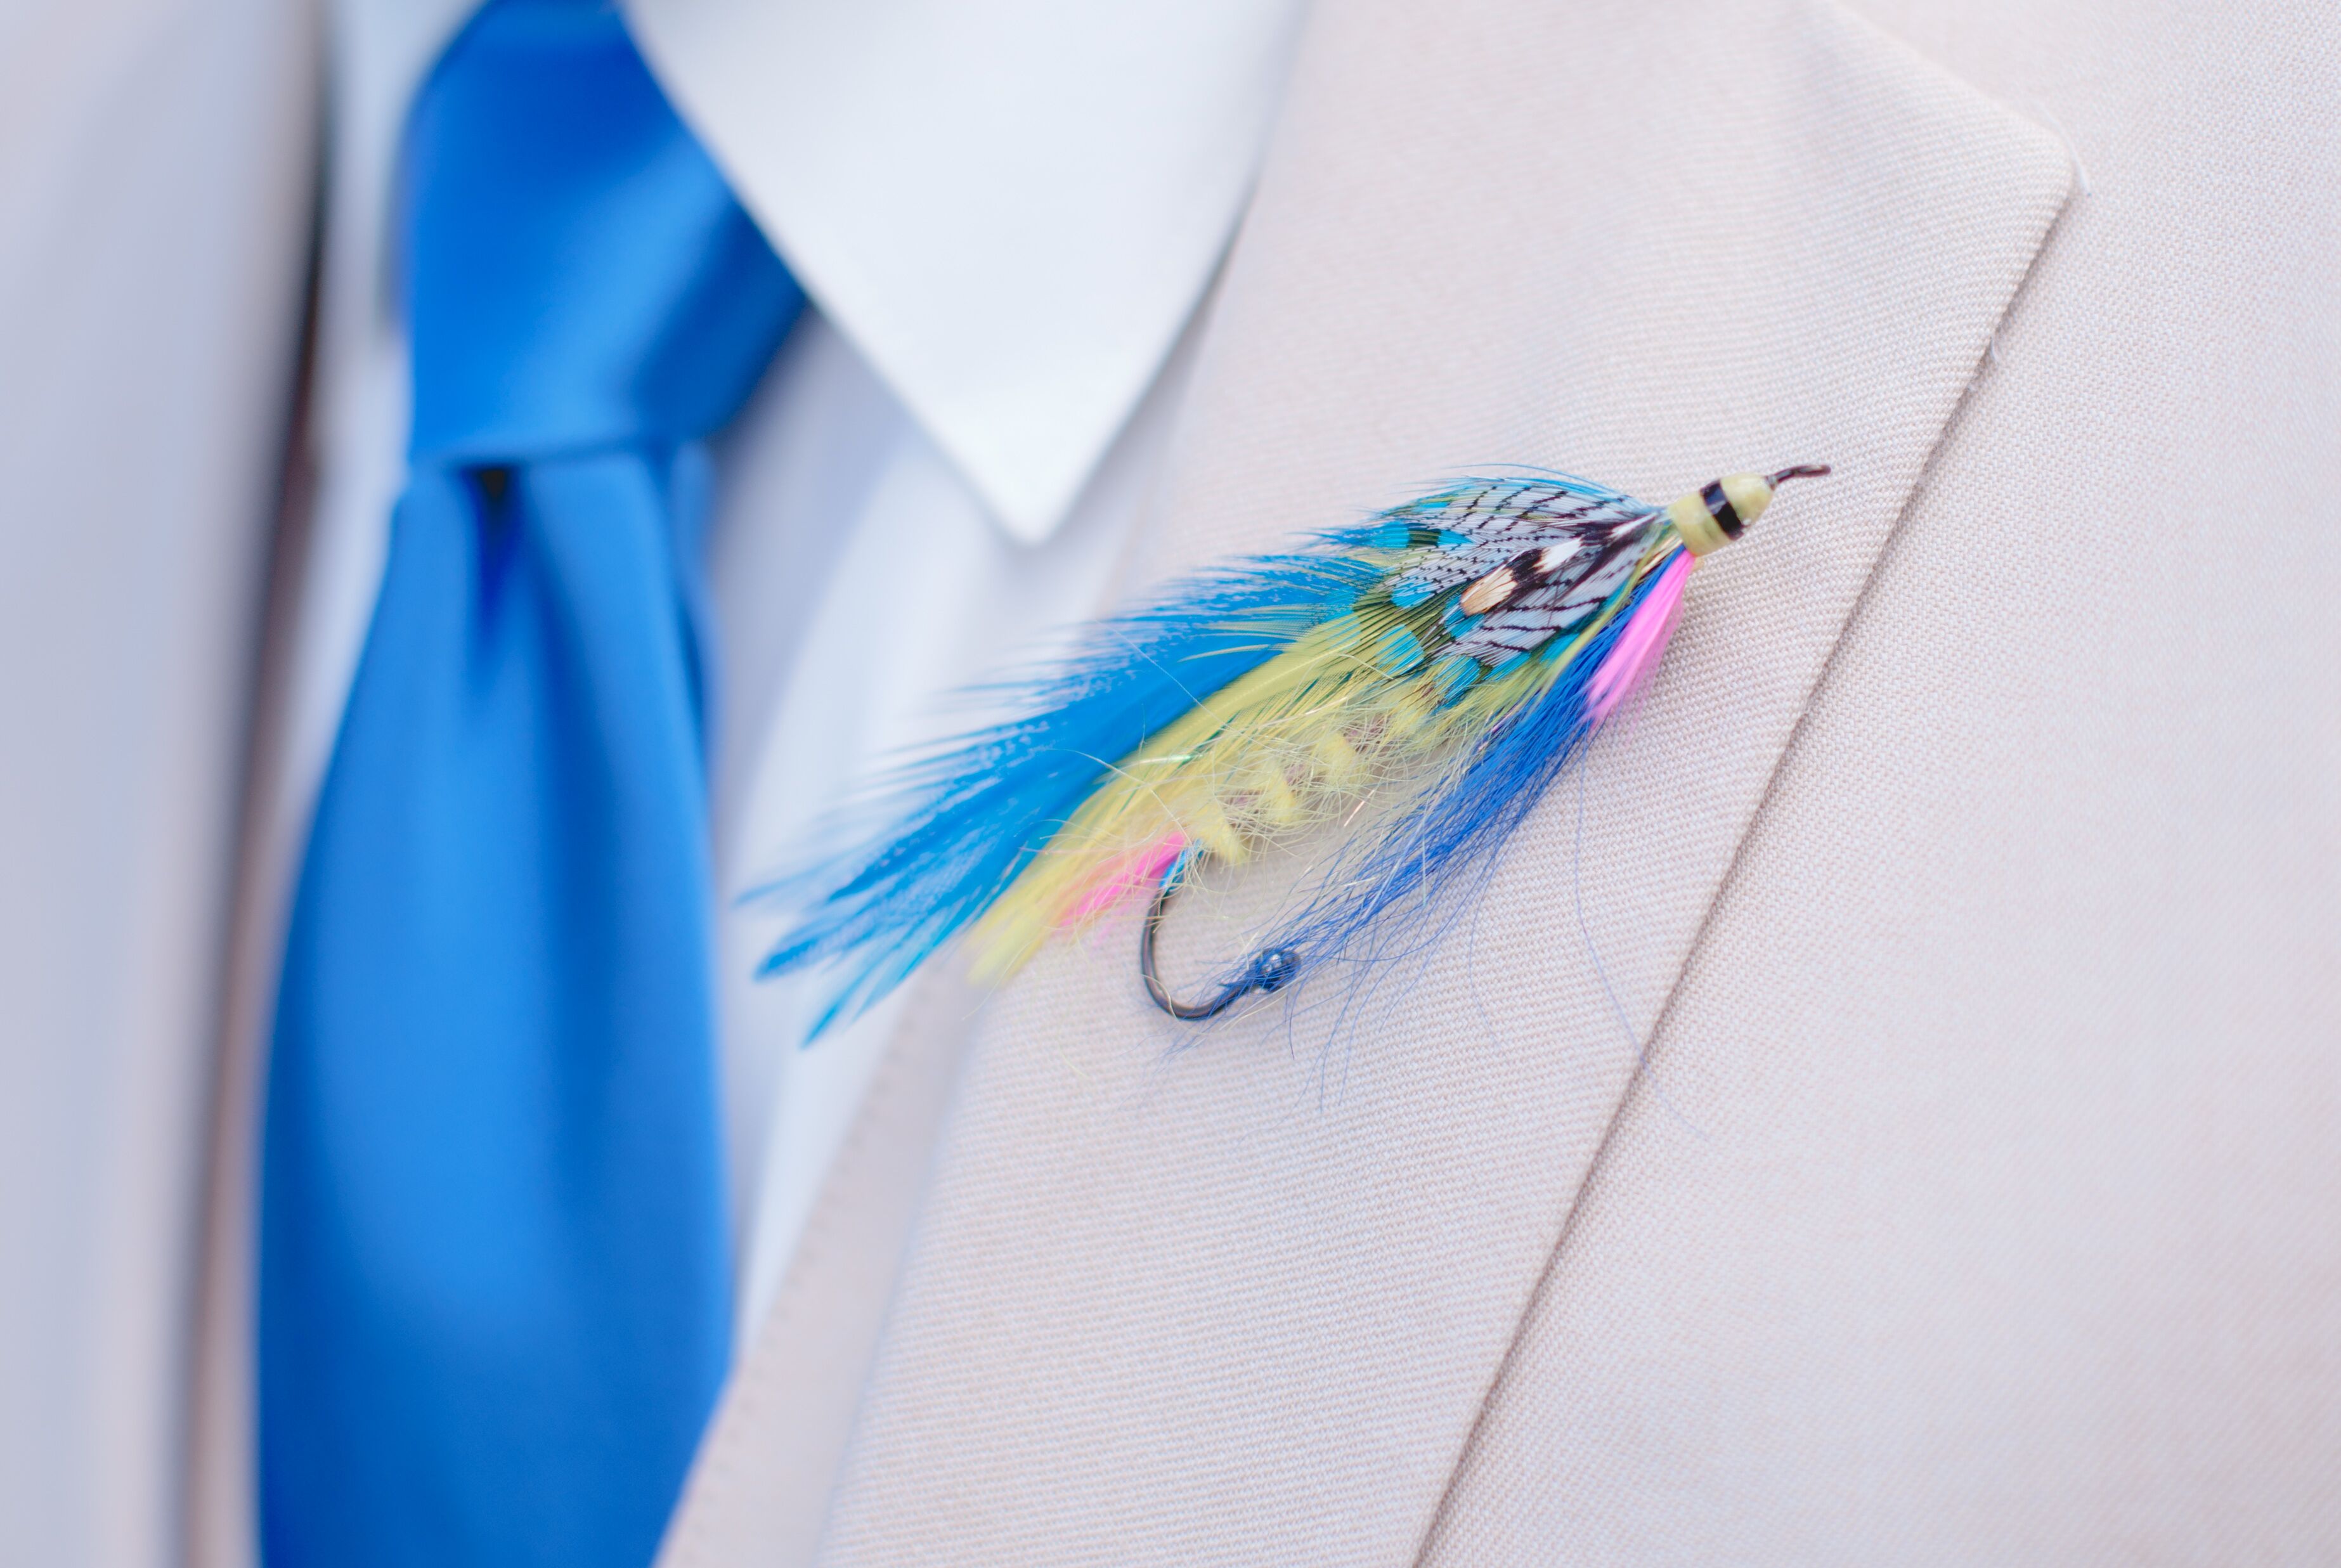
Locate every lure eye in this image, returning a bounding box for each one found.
[1666,463,1829,555]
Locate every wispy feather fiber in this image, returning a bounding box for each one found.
[755,471,1722,1032]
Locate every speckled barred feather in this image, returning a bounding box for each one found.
[754,464,1826,1032]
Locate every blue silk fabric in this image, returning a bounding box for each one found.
[260,3,801,1562]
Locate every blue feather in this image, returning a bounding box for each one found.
[1216,562,1659,996]
[749,548,1380,1033]
[752,464,1715,1033]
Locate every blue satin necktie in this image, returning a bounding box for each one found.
[260,3,801,1562]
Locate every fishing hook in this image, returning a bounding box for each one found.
[1138,854,1300,1021]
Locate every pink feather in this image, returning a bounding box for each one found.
[1585,551,1691,723]
[1060,833,1188,927]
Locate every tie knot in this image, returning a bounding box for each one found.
[402,0,801,464]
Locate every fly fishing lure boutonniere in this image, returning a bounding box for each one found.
[757,463,1828,1032]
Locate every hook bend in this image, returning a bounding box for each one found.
[1138,855,1300,1021]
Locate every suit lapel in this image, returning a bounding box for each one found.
[680,0,2070,1560]
[656,971,987,1568]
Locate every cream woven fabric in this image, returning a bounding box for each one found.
[658,0,2314,1560]
[1419,0,2341,1560]
[0,3,317,1562]
[788,0,2068,1551]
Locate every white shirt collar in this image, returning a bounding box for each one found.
[625,0,1307,542]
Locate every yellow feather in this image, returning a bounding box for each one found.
[964,531,1684,981]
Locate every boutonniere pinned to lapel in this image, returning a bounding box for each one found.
[756,465,1829,1032]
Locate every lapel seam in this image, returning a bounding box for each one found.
[661,963,977,1566]
[664,271,1234,1567]
[1404,177,2077,1565]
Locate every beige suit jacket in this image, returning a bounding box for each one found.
[3,0,2332,1563]
[660,0,2340,1563]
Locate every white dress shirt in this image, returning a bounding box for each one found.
[273,0,1306,1345]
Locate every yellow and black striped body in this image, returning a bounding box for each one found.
[1664,464,1831,555]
